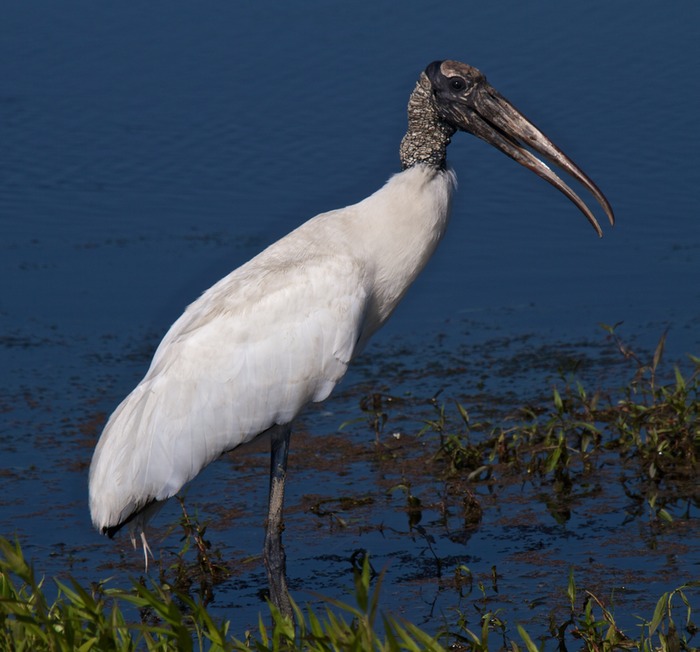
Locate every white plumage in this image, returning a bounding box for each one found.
[89,165,456,535]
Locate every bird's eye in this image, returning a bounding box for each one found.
[449,77,466,91]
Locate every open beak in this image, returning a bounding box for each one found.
[432,64,615,236]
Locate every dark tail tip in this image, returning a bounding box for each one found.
[103,523,122,539]
[101,497,158,540]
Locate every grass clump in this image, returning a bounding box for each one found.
[0,536,447,651]
[0,537,230,651]
[1,537,698,651]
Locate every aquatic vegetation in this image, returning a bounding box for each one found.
[1,328,697,650]
[415,327,698,526]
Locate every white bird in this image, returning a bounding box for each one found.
[89,60,614,617]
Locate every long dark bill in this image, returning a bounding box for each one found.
[468,84,615,237]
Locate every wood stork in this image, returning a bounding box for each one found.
[89,60,614,617]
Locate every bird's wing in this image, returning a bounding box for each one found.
[89,251,370,531]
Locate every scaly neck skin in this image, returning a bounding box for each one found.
[399,73,456,170]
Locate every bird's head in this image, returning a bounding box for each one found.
[423,60,614,236]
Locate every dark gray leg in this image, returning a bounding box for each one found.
[263,424,293,620]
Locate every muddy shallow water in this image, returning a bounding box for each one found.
[4,316,697,638]
[2,0,699,642]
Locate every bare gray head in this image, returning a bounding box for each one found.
[400,60,615,236]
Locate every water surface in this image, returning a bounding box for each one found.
[1,0,698,639]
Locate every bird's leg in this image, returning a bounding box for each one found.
[264,424,293,621]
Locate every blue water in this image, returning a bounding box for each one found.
[1,0,698,640]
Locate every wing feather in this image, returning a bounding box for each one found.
[89,248,369,531]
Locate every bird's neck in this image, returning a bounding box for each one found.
[399,74,456,170]
[351,164,456,353]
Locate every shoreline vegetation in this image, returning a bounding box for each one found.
[2,326,697,650]
[1,537,696,651]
